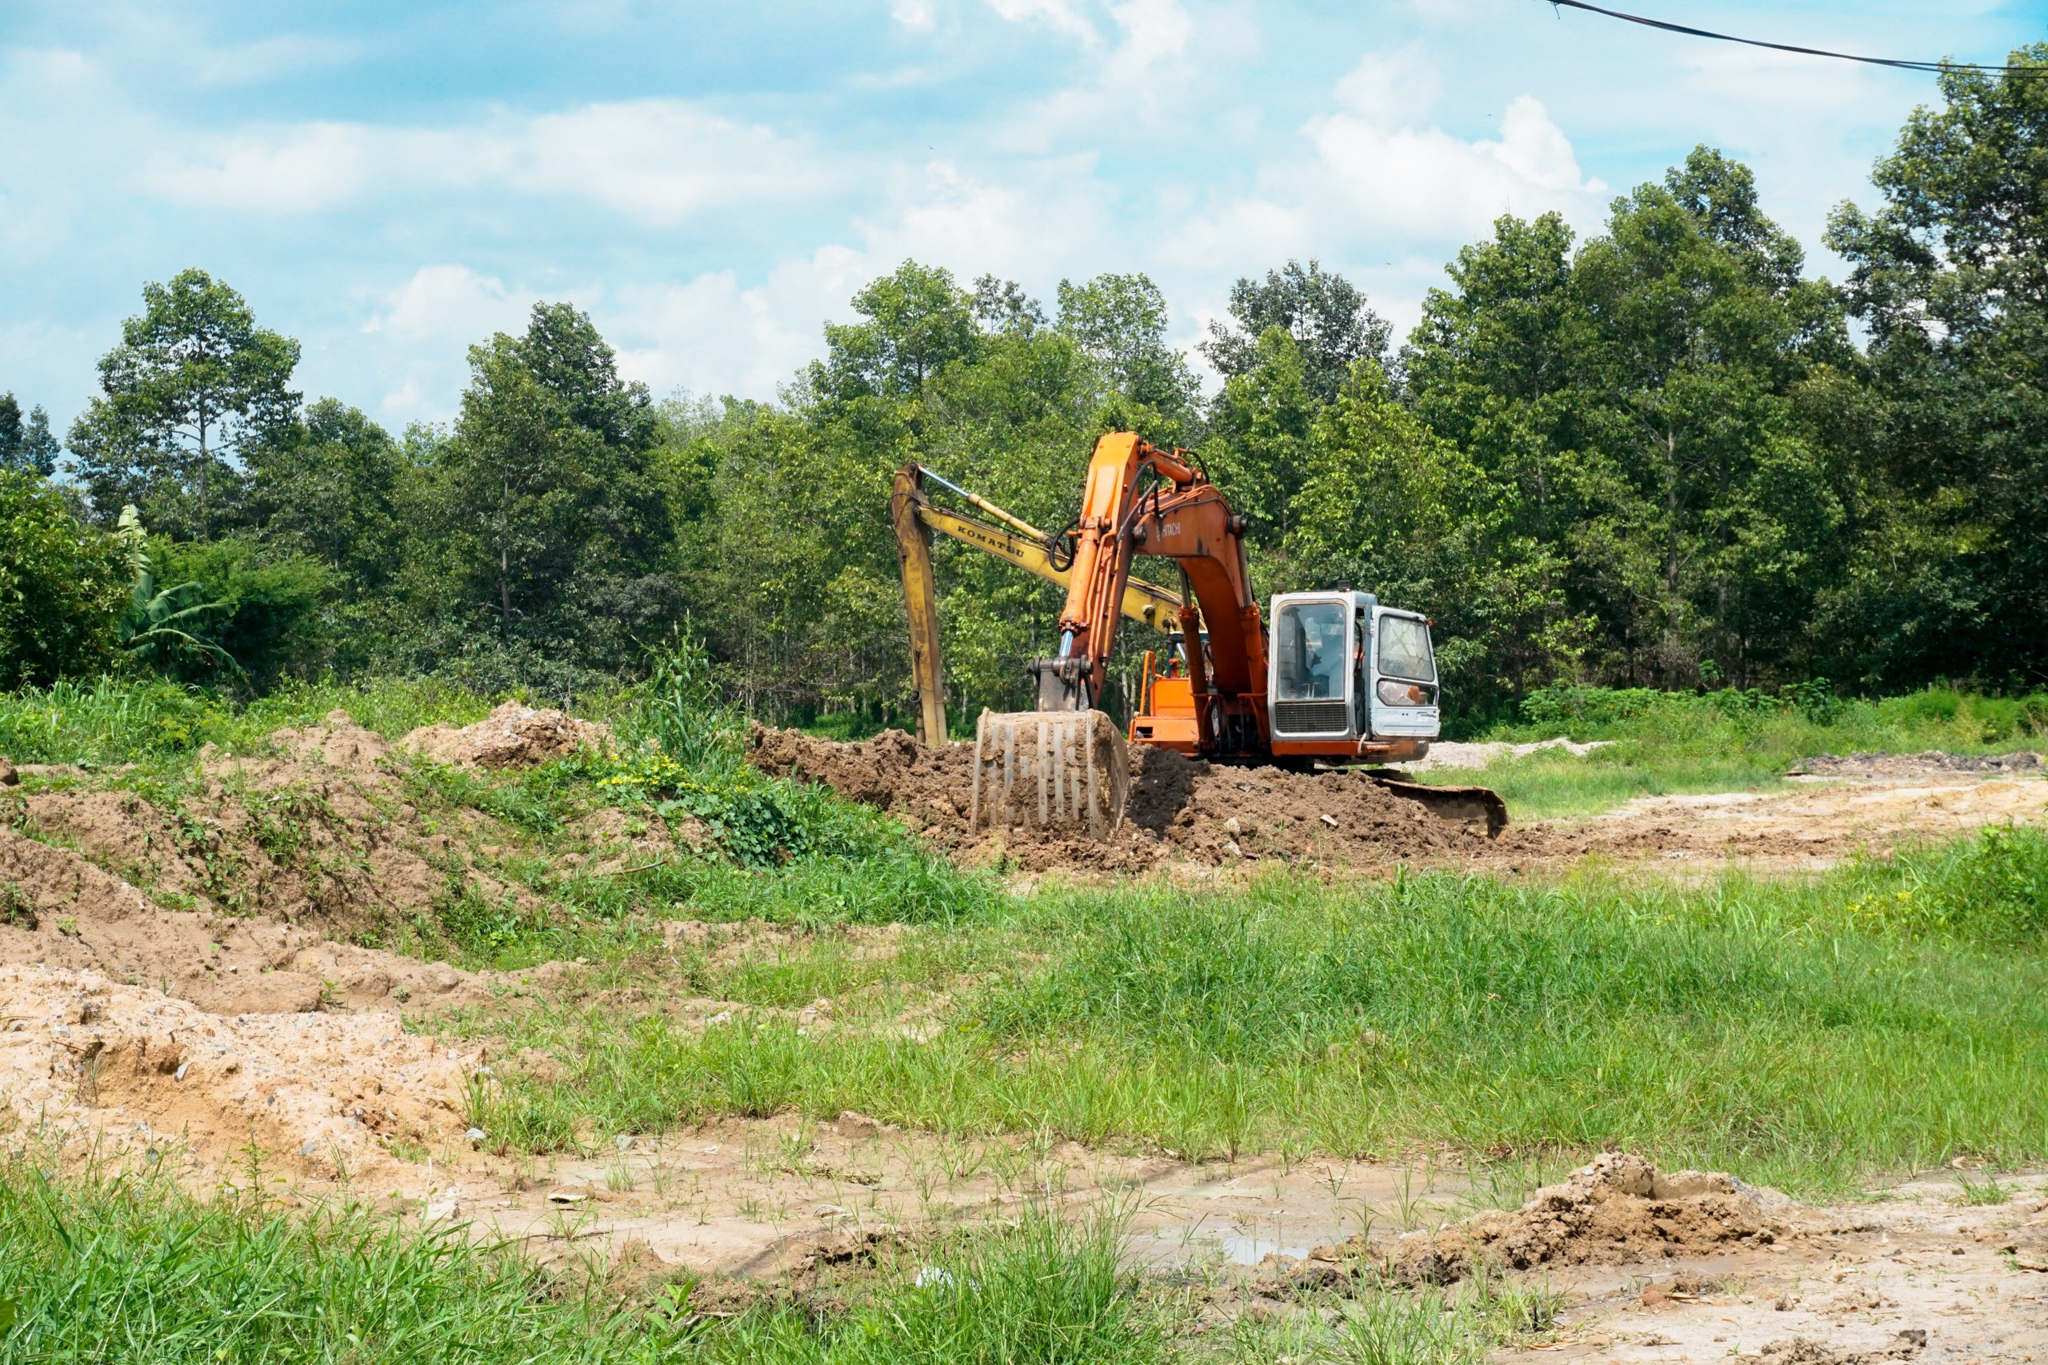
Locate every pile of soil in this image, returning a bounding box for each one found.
[746,726,1500,872]
[1792,750,2043,778]
[0,964,475,1180]
[1737,1333,1927,1364]
[1382,1152,1793,1283]
[0,825,492,1016]
[5,711,540,933]
[401,701,612,769]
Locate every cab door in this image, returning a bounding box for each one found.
[1367,609,1440,739]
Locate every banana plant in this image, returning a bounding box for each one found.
[114,505,242,680]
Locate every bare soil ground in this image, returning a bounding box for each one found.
[749,727,2048,877]
[747,725,1502,872]
[1548,773,2048,872]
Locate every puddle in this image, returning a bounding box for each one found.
[1220,1233,1311,1265]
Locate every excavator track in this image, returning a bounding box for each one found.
[1362,772,1510,838]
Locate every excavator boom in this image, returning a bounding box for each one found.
[888,463,1182,744]
[1038,433,1269,759]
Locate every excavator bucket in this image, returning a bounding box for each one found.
[968,709,1129,839]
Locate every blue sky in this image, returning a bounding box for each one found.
[3,1,2043,438]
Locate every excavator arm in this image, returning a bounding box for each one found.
[1034,433,1271,757]
[888,463,1183,743]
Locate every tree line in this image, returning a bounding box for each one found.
[3,58,2044,723]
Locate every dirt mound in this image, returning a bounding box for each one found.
[1384,1152,1792,1283]
[0,964,474,1180]
[745,725,1498,872]
[5,711,543,932]
[402,701,611,769]
[0,826,492,1016]
[1793,750,2043,778]
[1736,1332,1927,1364]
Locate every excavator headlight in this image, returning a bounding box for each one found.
[1377,679,1434,707]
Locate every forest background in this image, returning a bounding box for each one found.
[4,60,2044,733]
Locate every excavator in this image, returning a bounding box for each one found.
[889,432,1507,839]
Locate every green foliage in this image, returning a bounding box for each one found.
[1405,148,1858,704]
[132,535,336,691]
[0,675,491,767]
[245,397,407,600]
[1825,44,2048,689]
[1858,826,2048,945]
[1202,258,1391,405]
[0,471,129,688]
[422,302,678,683]
[632,627,743,770]
[1053,272,1200,434]
[0,392,60,477]
[66,268,301,538]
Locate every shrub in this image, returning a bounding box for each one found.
[0,472,129,687]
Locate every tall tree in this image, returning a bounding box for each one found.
[1203,327,1317,547]
[1406,150,1856,690]
[817,261,982,402]
[1826,45,2048,686]
[245,399,405,599]
[1054,272,1199,428]
[1202,260,1390,405]
[67,269,300,538]
[0,394,60,478]
[434,302,675,676]
[0,471,130,687]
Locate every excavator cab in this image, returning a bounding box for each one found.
[1268,591,1439,762]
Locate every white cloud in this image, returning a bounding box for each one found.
[606,161,1111,398]
[609,245,869,399]
[193,34,361,87]
[1306,93,1604,235]
[144,100,819,224]
[509,102,817,226]
[984,0,1099,45]
[1169,75,1605,274]
[364,265,527,344]
[891,0,937,29]
[146,122,369,212]
[1332,48,1440,126]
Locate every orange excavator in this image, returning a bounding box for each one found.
[890,432,1506,837]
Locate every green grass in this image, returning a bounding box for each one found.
[0,1161,1169,1364]
[1422,684,2048,819]
[460,828,2048,1194]
[0,674,503,769]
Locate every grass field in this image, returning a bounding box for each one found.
[2,675,2045,1360]
[0,1156,1563,1364]
[1416,684,2048,819]
[457,826,2048,1195]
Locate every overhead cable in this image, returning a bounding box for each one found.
[1544,0,2048,78]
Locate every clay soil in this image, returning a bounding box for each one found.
[748,726,2048,877]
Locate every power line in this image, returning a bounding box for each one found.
[1544,0,2047,78]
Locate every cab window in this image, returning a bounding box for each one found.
[1377,615,1435,683]
[1274,602,1347,701]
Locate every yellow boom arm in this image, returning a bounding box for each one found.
[889,464,1183,743]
